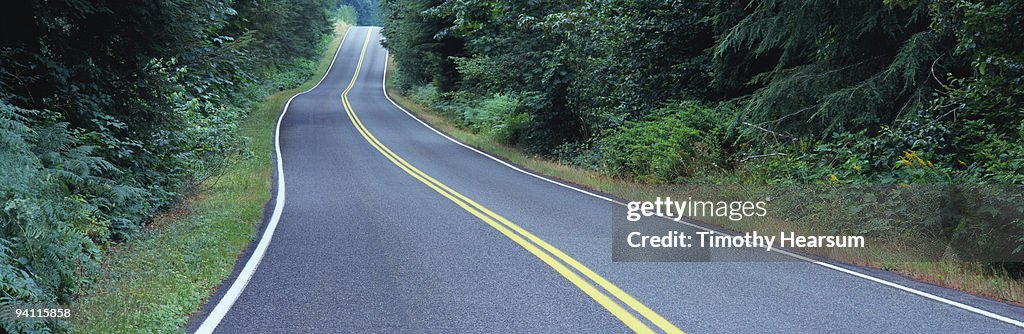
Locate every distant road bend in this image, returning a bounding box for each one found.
[191,27,1024,333]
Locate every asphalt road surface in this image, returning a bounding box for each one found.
[190,27,1024,333]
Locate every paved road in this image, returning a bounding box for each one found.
[191,27,1024,333]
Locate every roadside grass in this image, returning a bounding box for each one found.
[383,58,1024,306]
[69,22,350,333]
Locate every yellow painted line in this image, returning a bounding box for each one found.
[338,30,650,333]
[341,28,682,333]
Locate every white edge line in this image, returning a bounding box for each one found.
[194,27,355,334]
[377,45,1024,328]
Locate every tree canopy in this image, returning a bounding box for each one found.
[382,0,1024,184]
[0,1,340,332]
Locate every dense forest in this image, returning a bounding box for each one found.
[0,1,340,332]
[382,0,1023,185]
[0,0,1021,331]
[381,0,1024,284]
[346,0,383,25]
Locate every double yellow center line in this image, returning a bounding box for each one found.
[340,28,683,334]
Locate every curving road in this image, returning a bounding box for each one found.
[190,27,1024,333]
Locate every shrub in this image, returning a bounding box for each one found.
[410,88,531,146]
[599,101,728,183]
[411,84,441,106]
[461,94,528,144]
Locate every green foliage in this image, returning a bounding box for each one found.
[406,86,530,145]
[928,0,1024,182]
[599,101,727,183]
[565,0,716,133]
[383,0,1024,292]
[462,94,529,144]
[341,0,382,25]
[423,0,589,152]
[0,102,104,310]
[337,5,360,26]
[383,0,1024,278]
[383,0,1023,184]
[381,0,465,91]
[713,0,940,136]
[0,240,50,334]
[0,1,341,332]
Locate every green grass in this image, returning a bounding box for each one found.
[384,57,1024,306]
[68,22,351,333]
